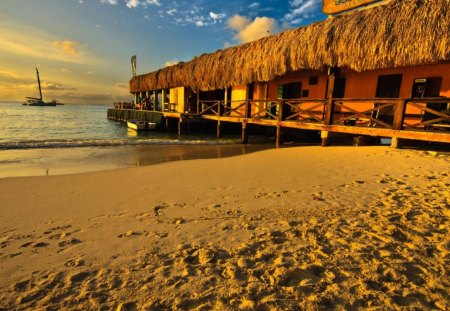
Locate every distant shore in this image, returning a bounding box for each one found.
[0,146,449,310]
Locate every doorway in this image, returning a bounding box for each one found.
[373,74,403,126]
[411,77,445,123]
[279,82,302,120]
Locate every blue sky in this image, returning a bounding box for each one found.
[0,0,326,103]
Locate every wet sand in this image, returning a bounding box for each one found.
[0,144,272,178]
[0,146,449,310]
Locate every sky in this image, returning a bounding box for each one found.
[0,0,327,104]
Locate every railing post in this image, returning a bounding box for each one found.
[276,100,284,148]
[393,99,406,130]
[224,87,228,115]
[322,73,336,146]
[217,100,221,116]
[196,92,200,114]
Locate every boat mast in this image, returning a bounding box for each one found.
[36,68,43,100]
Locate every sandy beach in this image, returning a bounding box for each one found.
[0,146,449,310]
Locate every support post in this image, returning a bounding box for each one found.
[154,90,158,111]
[165,118,170,129]
[217,121,222,139]
[242,122,248,144]
[245,84,253,118]
[162,89,166,111]
[178,120,183,136]
[276,126,282,148]
[321,131,330,147]
[322,72,336,147]
[276,100,284,148]
[224,87,228,114]
[390,137,401,148]
[196,92,200,114]
[391,99,407,148]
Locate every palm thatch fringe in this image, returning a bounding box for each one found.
[130,0,450,93]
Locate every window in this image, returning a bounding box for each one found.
[309,76,318,85]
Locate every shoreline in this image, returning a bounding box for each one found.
[0,143,275,178]
[0,146,449,310]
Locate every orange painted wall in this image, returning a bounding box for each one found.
[229,85,247,116]
[222,63,450,123]
[343,62,450,98]
[265,70,328,100]
[341,63,450,121]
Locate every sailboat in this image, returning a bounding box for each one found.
[23,68,60,106]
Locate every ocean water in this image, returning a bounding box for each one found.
[0,102,270,178]
[0,102,242,149]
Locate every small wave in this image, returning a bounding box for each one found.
[0,138,241,150]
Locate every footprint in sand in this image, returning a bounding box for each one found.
[43,225,72,235]
[118,231,142,238]
[20,242,33,248]
[116,302,137,311]
[33,242,49,248]
[65,257,85,267]
[68,271,91,284]
[12,280,31,292]
[58,238,81,248]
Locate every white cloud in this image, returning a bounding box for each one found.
[248,2,260,10]
[209,12,226,21]
[229,16,278,44]
[284,0,322,25]
[166,9,177,16]
[228,15,250,31]
[100,0,118,4]
[126,0,140,8]
[165,60,179,67]
[146,0,161,6]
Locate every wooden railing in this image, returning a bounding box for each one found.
[198,97,450,133]
[403,98,450,130]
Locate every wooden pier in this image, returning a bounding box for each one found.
[108,96,450,147]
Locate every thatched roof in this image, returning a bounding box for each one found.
[130,0,450,93]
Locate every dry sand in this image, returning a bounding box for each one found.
[0,146,449,310]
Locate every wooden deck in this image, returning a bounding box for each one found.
[108,97,450,146]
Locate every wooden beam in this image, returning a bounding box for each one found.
[178,120,183,136]
[391,99,407,148]
[242,122,248,144]
[217,121,222,139]
[224,87,228,113]
[200,114,450,144]
[276,126,282,148]
[196,92,200,114]
[323,73,336,146]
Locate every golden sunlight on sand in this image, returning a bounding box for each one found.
[0,146,449,310]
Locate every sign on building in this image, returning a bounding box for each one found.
[323,0,382,15]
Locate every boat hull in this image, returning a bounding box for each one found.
[127,120,156,131]
[23,101,57,106]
